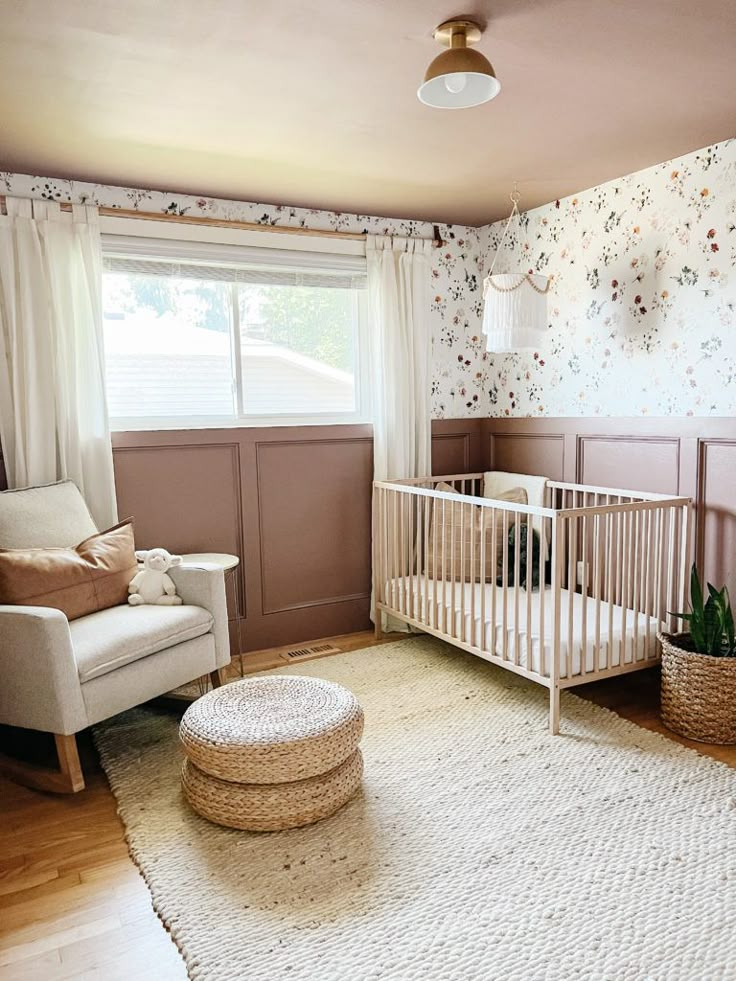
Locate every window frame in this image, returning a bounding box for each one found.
[100,219,371,432]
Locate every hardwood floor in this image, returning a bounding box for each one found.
[1,630,733,979]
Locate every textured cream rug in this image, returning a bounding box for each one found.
[95,637,736,981]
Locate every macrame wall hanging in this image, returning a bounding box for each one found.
[482,186,550,352]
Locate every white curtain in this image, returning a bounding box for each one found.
[367,235,433,482]
[367,235,433,629]
[0,197,117,529]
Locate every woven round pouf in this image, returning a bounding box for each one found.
[182,749,363,831]
[180,675,364,783]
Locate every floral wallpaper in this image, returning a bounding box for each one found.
[479,137,736,416]
[4,135,734,420]
[0,171,486,420]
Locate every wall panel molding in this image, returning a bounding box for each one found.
[489,432,565,482]
[483,417,736,593]
[113,439,247,618]
[431,418,485,474]
[696,438,736,594]
[576,435,680,495]
[254,436,373,616]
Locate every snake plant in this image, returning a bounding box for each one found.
[670,564,736,657]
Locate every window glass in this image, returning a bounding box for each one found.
[103,272,234,421]
[239,283,356,416]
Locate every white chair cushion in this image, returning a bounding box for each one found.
[71,604,214,683]
[0,480,98,548]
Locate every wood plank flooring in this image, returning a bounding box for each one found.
[1,630,733,979]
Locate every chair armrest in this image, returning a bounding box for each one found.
[169,563,231,668]
[0,606,88,734]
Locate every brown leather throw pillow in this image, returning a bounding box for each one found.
[0,519,138,621]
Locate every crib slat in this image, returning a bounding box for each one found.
[580,513,588,675]
[526,506,533,673]
[442,499,448,635]
[652,506,661,637]
[567,512,577,681]
[622,509,633,666]
[413,493,420,624]
[644,511,657,660]
[406,493,411,619]
[422,497,432,625]
[404,493,411,621]
[460,501,466,644]
[432,492,439,629]
[593,513,602,673]
[606,510,614,671]
[450,499,457,638]
[632,509,640,662]
[388,491,395,610]
[680,502,691,626]
[658,507,669,632]
[470,501,477,648]
[385,489,391,616]
[479,506,487,652]
[396,490,403,614]
[513,510,521,666]
[539,505,546,675]
[502,508,509,661]
[374,487,382,623]
[551,514,564,728]
[490,505,497,656]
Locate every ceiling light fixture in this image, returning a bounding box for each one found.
[418,19,500,109]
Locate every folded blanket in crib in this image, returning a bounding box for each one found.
[484,471,550,556]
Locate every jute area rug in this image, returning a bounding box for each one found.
[95,637,736,981]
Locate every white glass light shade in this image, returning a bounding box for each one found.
[418,72,501,108]
[482,273,549,352]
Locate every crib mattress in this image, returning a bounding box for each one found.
[384,578,660,680]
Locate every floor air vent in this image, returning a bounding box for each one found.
[280,643,342,662]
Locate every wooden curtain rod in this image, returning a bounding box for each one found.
[0,197,445,247]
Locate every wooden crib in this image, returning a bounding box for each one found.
[372,474,691,734]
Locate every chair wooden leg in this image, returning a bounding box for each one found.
[210,669,224,689]
[0,732,85,794]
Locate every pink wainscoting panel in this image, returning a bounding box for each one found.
[577,436,680,495]
[255,437,373,615]
[697,439,736,596]
[431,419,485,475]
[489,433,565,481]
[113,442,244,557]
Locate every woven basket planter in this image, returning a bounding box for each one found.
[659,632,736,744]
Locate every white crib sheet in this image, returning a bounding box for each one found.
[385,578,660,679]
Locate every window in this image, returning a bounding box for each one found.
[101,236,368,429]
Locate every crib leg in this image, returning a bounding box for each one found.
[374,609,384,641]
[549,686,560,735]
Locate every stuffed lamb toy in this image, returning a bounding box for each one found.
[128,548,183,606]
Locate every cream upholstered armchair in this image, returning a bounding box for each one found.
[0,480,231,792]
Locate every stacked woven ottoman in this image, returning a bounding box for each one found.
[179,675,364,831]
